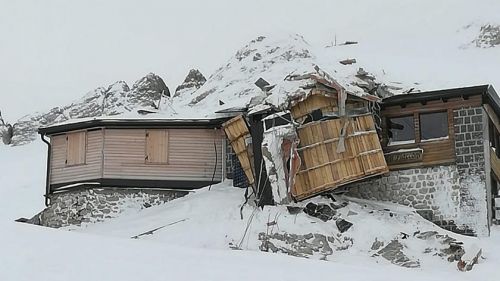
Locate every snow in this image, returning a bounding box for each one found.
[2,142,500,280]
[3,0,500,279]
[388,139,416,146]
[385,148,424,154]
[421,136,450,143]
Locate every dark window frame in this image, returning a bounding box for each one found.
[419,111,449,142]
[387,115,416,145]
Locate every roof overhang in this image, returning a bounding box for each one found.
[381,85,493,107]
[38,117,231,136]
[381,84,500,121]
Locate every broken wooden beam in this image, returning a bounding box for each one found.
[457,245,482,271]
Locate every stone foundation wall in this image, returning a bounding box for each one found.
[32,187,188,228]
[346,166,465,231]
[347,106,489,236]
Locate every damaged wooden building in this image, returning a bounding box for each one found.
[223,71,389,205]
[224,78,500,237]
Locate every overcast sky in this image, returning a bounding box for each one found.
[0,0,496,120]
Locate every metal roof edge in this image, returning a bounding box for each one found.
[38,117,231,135]
[381,85,491,107]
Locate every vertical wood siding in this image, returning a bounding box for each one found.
[103,129,223,182]
[66,131,86,165]
[146,129,169,164]
[50,130,103,185]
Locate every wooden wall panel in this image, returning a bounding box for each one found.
[50,130,103,185]
[66,131,86,165]
[103,129,223,182]
[146,129,168,163]
[293,114,388,200]
[223,115,255,185]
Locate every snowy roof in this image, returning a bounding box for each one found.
[38,115,230,135]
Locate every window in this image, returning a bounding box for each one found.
[66,131,86,166]
[420,112,448,141]
[145,129,169,164]
[387,116,415,145]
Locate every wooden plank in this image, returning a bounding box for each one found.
[146,129,168,164]
[222,115,255,185]
[491,147,500,180]
[292,113,388,200]
[484,104,500,134]
[66,131,86,165]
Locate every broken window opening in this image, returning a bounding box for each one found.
[420,111,448,141]
[387,115,415,145]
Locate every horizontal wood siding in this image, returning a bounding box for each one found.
[103,129,223,182]
[50,130,103,185]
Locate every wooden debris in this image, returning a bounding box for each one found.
[223,115,255,186]
[457,245,482,271]
[340,41,358,46]
[131,218,188,239]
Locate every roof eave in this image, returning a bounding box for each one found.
[38,117,231,136]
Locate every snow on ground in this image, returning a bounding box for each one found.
[2,142,500,280]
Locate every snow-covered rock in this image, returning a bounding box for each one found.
[174,69,206,97]
[9,73,170,145]
[128,73,170,108]
[473,24,500,48]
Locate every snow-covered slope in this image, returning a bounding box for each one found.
[2,142,500,281]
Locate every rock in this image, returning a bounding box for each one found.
[9,73,169,146]
[286,206,302,215]
[347,210,358,216]
[336,219,353,233]
[330,202,348,209]
[473,24,500,48]
[1,123,14,145]
[371,238,384,251]
[174,69,207,97]
[303,203,336,222]
[440,239,465,262]
[339,58,356,65]
[377,240,420,268]
[415,230,438,240]
[129,73,170,108]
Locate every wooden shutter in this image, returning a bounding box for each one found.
[66,131,86,165]
[146,129,168,164]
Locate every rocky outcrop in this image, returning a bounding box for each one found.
[473,24,500,48]
[8,73,169,146]
[174,69,206,97]
[128,73,170,108]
